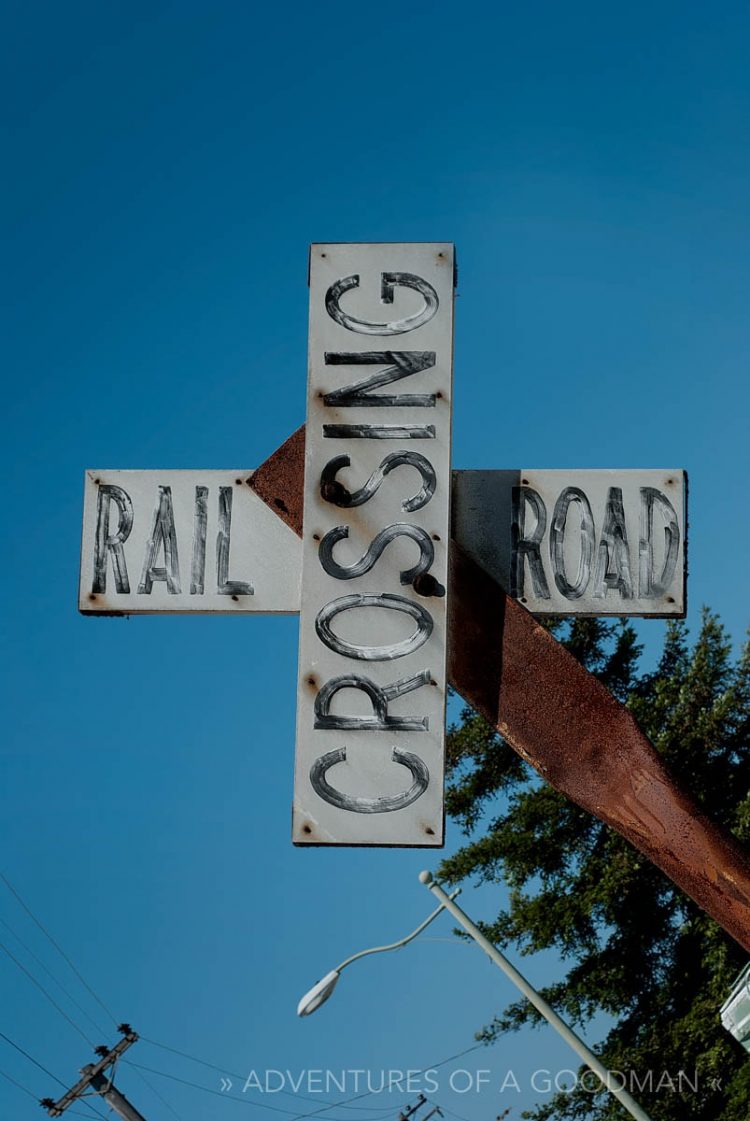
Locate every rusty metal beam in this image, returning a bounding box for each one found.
[250,426,750,952]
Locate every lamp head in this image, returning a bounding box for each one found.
[297,970,340,1017]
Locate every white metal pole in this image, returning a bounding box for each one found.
[419,872,655,1121]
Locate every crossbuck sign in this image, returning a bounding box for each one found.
[80,242,687,849]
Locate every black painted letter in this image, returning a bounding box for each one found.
[511,487,551,600]
[319,524,434,585]
[639,487,680,597]
[190,486,208,595]
[320,452,436,512]
[315,593,433,660]
[549,487,595,600]
[138,486,181,594]
[314,671,432,731]
[310,747,429,813]
[325,273,438,336]
[593,487,633,599]
[93,485,133,594]
[323,352,436,408]
[216,487,253,596]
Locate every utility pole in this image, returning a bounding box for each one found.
[40,1025,146,1120]
[398,1096,426,1121]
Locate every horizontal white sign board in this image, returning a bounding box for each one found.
[80,469,686,619]
[453,469,686,617]
[79,471,300,614]
[294,242,456,847]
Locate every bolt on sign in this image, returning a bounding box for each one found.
[453,469,687,617]
[79,471,300,614]
[293,244,456,846]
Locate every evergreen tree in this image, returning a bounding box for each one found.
[439,611,750,1120]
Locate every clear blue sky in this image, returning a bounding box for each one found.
[3,2,750,1119]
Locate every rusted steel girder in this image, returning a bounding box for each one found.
[250,426,750,952]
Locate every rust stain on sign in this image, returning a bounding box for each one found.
[250,427,750,952]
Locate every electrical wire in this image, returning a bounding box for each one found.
[0,873,482,1121]
[0,1064,38,1099]
[0,873,118,1027]
[0,1030,107,1121]
[0,874,184,1119]
[125,1060,306,1112]
[425,1101,474,1121]
[0,1029,68,1089]
[129,1063,184,1120]
[1,872,183,1118]
[140,1035,396,1111]
[0,916,108,1041]
[0,938,94,1047]
[125,1061,411,1120]
[124,1043,485,1121]
[0,1063,108,1121]
[287,1045,484,1121]
[0,873,124,1119]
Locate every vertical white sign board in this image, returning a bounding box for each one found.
[294,243,455,846]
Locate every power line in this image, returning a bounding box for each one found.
[0,916,108,1041]
[288,1045,484,1121]
[0,1028,68,1089]
[126,1042,484,1121]
[140,1035,395,1111]
[0,873,124,1120]
[0,1029,107,1121]
[126,1060,296,1111]
[114,1035,482,1121]
[0,872,118,1027]
[0,1063,38,1099]
[125,1061,399,1120]
[0,937,94,1047]
[130,1063,183,1120]
[425,1102,473,1121]
[139,1036,481,1120]
[0,876,150,1121]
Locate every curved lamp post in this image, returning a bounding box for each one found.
[298,872,655,1121]
[418,872,654,1121]
[297,887,462,1017]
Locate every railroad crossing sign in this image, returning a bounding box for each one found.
[80,468,686,618]
[78,242,750,950]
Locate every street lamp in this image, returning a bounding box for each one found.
[298,872,655,1121]
[416,872,656,1121]
[297,887,463,1017]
